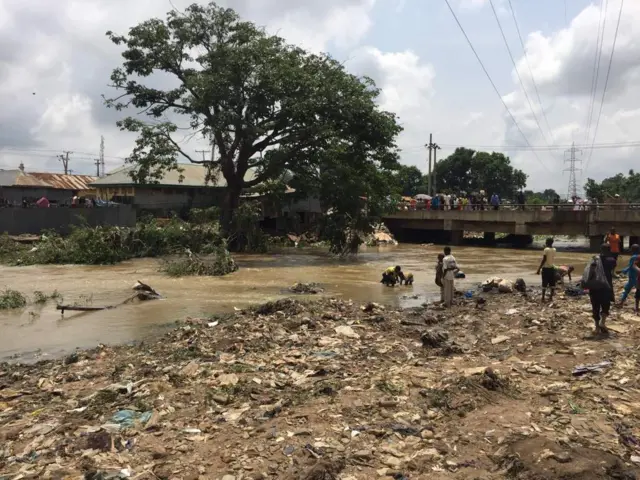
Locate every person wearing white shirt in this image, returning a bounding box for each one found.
[442,246,458,307]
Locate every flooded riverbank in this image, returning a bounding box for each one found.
[0,243,600,361]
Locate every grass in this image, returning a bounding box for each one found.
[0,289,27,310]
[33,290,63,304]
[375,379,405,396]
[162,249,238,277]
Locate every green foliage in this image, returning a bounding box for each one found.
[0,289,27,310]
[189,207,221,224]
[228,201,269,253]
[524,188,559,205]
[433,148,527,199]
[162,247,238,277]
[105,1,401,251]
[33,290,62,304]
[584,170,640,202]
[7,218,227,266]
[394,165,424,197]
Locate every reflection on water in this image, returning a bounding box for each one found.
[0,242,605,361]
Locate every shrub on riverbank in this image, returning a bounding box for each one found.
[162,247,238,277]
[0,289,27,309]
[3,218,229,266]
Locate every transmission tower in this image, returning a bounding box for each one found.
[99,136,105,177]
[564,142,582,200]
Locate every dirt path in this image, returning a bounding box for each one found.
[1,285,640,479]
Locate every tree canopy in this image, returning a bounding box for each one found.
[393,165,425,197]
[432,148,527,199]
[584,170,640,202]
[105,2,401,243]
[524,188,559,205]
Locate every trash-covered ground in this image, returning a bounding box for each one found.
[2,283,640,479]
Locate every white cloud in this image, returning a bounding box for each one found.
[0,0,376,173]
[498,0,638,192]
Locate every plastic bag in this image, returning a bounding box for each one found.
[581,256,609,290]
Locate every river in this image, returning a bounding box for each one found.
[0,242,598,362]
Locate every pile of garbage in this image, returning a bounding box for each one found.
[365,223,398,247]
[288,283,325,294]
[1,286,640,479]
[481,276,526,294]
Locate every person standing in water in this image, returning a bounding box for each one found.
[536,238,556,303]
[442,247,458,307]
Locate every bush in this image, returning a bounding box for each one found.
[8,218,228,266]
[162,247,238,277]
[0,289,27,309]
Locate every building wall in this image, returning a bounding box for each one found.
[0,206,136,235]
[95,186,225,212]
[0,187,76,204]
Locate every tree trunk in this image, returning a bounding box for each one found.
[220,181,242,239]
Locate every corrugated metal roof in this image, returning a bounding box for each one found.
[0,169,96,190]
[30,172,96,191]
[91,164,257,188]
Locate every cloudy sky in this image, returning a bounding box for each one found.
[0,0,636,194]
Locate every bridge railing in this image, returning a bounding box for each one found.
[396,203,640,212]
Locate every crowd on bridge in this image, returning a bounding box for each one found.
[399,191,632,212]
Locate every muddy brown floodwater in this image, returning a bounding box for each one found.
[0,243,598,362]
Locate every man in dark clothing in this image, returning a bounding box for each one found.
[517,191,526,210]
[586,244,617,334]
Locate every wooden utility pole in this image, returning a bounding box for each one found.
[195,150,209,162]
[426,133,433,196]
[425,135,440,196]
[58,151,72,174]
[94,158,101,177]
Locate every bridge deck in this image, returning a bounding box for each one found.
[383,208,640,237]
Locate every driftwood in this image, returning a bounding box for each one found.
[56,305,112,314]
[57,281,161,316]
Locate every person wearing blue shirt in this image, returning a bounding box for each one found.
[619,244,639,306]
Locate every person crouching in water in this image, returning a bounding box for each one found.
[381,265,406,286]
[554,265,575,285]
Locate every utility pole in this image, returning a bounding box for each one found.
[58,151,72,174]
[195,149,209,162]
[94,158,101,177]
[564,142,582,200]
[425,134,440,196]
[426,134,433,196]
[99,136,105,177]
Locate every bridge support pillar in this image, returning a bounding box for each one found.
[483,232,495,244]
[589,235,603,252]
[450,229,464,245]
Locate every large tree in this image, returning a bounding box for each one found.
[432,147,527,199]
[105,2,401,236]
[584,170,640,202]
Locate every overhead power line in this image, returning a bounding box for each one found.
[583,0,608,146]
[442,0,550,172]
[489,0,551,147]
[401,139,640,152]
[506,0,555,142]
[584,0,625,173]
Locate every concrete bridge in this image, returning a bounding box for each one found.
[382,208,640,249]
